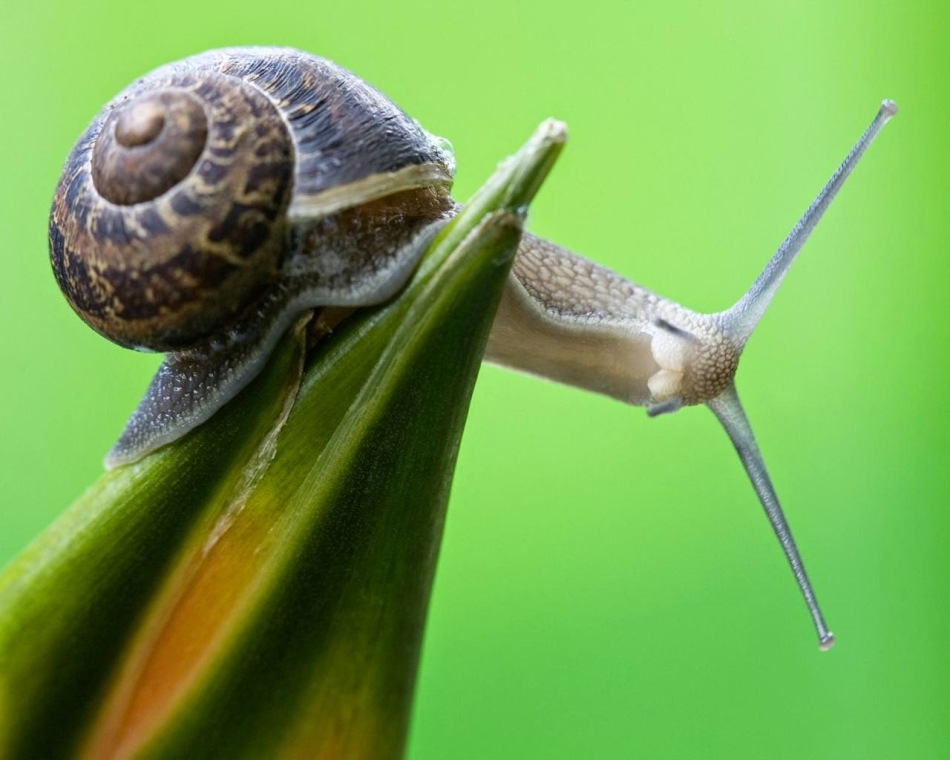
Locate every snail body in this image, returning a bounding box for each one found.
[49,47,897,649]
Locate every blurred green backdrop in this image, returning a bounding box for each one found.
[1,1,947,758]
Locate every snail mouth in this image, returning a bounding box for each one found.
[646,319,692,404]
[91,89,209,206]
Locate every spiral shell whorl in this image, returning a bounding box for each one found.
[50,67,294,351]
[91,90,209,206]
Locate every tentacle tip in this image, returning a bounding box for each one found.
[819,632,836,651]
[880,99,898,119]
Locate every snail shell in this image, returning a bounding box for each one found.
[50,47,456,462]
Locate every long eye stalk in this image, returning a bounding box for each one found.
[720,100,897,346]
[710,100,897,649]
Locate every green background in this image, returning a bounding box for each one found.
[1,1,946,758]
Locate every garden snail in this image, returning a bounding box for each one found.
[49,46,897,650]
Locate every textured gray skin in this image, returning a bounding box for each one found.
[106,220,446,467]
[486,233,737,410]
[108,226,729,468]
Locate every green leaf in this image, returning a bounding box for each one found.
[0,121,566,760]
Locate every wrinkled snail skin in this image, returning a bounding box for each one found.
[486,233,740,410]
[49,46,897,649]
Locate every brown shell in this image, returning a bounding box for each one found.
[49,47,455,351]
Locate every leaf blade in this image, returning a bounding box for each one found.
[0,120,567,760]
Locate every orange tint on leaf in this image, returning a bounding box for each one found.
[79,331,305,760]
